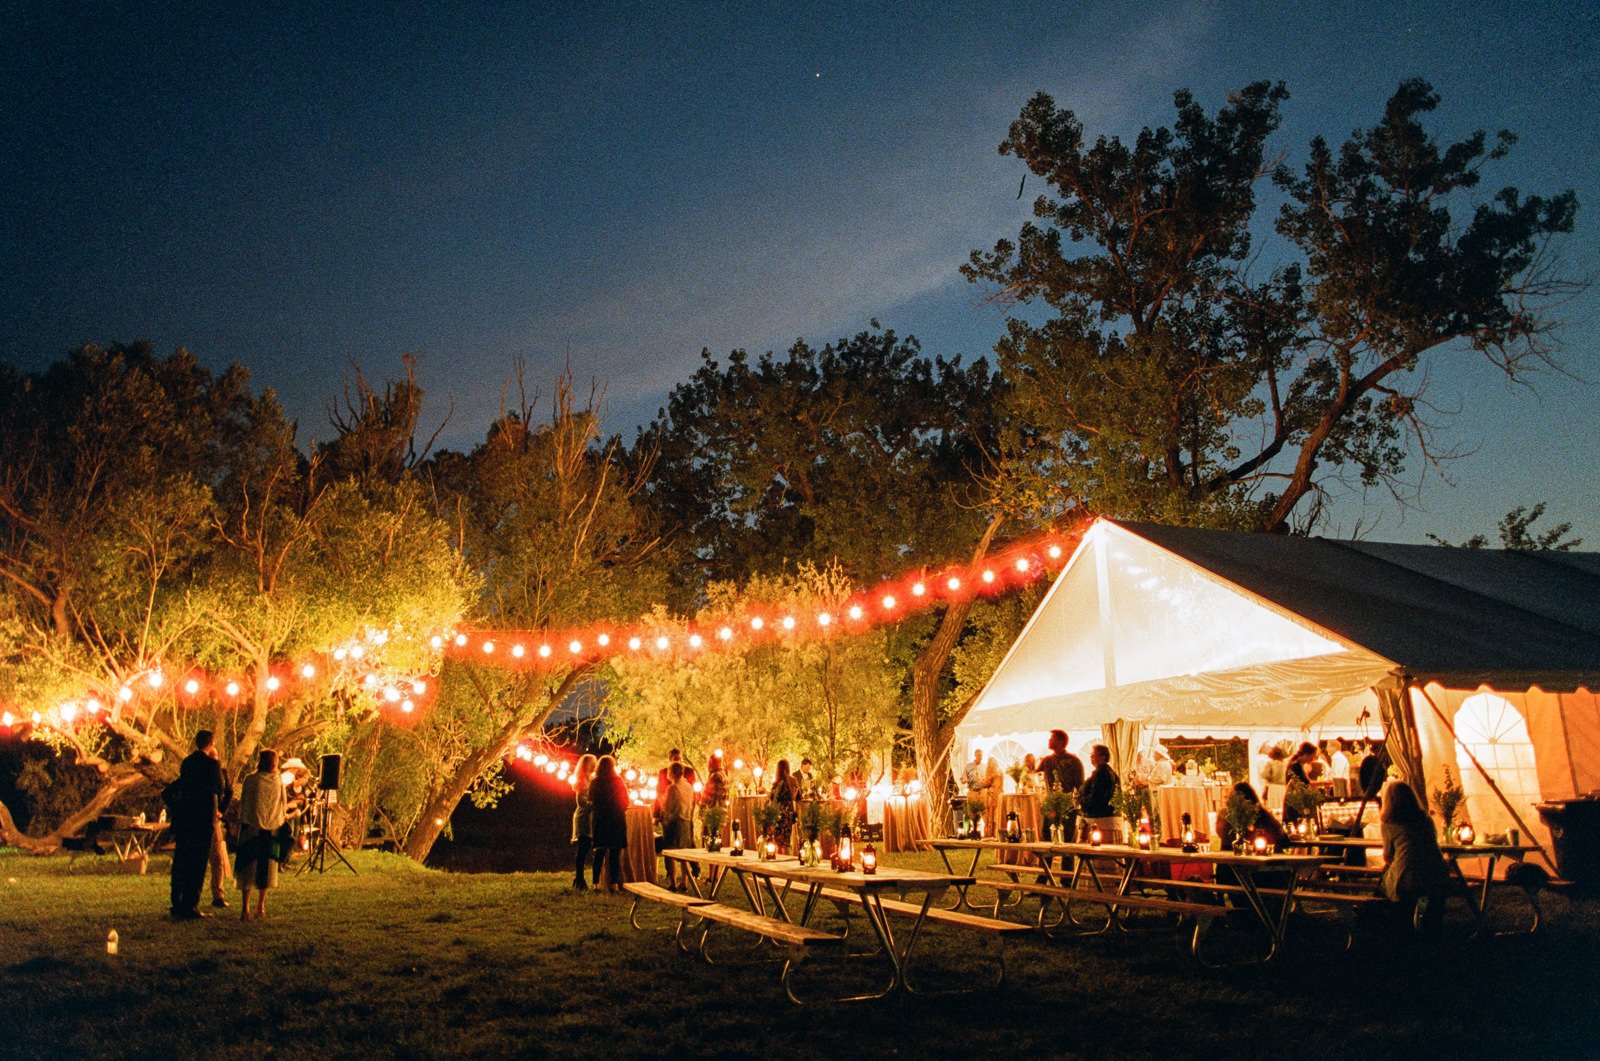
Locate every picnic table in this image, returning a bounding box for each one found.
[926,836,1334,966]
[657,847,992,1001]
[105,819,167,863]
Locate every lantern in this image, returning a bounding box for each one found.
[836,828,853,871]
[729,820,744,856]
[1252,832,1270,855]
[763,837,778,862]
[861,843,877,874]
[1454,821,1475,846]
[1088,825,1104,847]
[1180,812,1197,854]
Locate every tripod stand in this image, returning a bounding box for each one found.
[297,793,357,875]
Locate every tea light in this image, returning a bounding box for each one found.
[1454,822,1475,845]
[763,838,777,861]
[861,844,877,874]
[1088,825,1103,847]
[1252,833,1269,855]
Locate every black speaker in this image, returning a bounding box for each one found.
[319,754,342,792]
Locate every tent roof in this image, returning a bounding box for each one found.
[956,520,1600,743]
[1118,521,1600,688]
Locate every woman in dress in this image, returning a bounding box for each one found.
[571,754,597,892]
[235,749,286,922]
[766,759,800,852]
[589,755,630,893]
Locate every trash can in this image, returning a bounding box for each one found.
[1536,798,1600,884]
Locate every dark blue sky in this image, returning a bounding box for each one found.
[3,1,1596,544]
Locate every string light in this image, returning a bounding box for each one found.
[512,644,526,658]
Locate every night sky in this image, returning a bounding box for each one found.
[3,2,1596,545]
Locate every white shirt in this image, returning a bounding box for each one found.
[1330,750,1351,781]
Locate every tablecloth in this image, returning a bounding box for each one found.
[997,793,1042,841]
[1154,786,1220,840]
[622,805,657,884]
[882,794,930,853]
[730,795,762,845]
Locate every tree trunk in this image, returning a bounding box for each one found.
[400,663,594,862]
[0,769,150,854]
[910,515,1004,836]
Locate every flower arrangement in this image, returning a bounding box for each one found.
[755,799,782,833]
[1112,785,1157,837]
[1284,780,1323,819]
[701,805,726,851]
[1006,762,1027,786]
[1222,789,1258,845]
[1042,789,1079,831]
[800,799,824,836]
[1431,765,1465,831]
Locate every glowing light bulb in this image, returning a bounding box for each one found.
[848,605,863,620]
[481,641,495,654]
[535,754,549,766]
[912,582,926,596]
[265,675,281,692]
[225,681,240,697]
[430,635,444,649]
[350,644,365,660]
[817,612,831,627]
[59,703,78,723]
[146,671,164,688]
[31,711,41,725]
[1,712,13,727]
[718,627,733,641]
[688,634,703,649]
[946,576,961,591]
[752,765,764,779]
[781,616,796,630]
[301,664,316,679]
[281,770,295,785]
[655,636,670,650]
[363,674,378,689]
[597,633,610,647]
[692,781,704,793]
[732,758,744,770]
[568,640,582,654]
[628,637,642,651]
[750,616,765,630]
[118,686,133,702]
[882,595,896,609]
[512,644,525,658]
[86,698,102,713]
[623,768,636,780]
[384,687,401,702]
[843,787,858,802]
[412,680,426,694]
[184,679,201,695]
[334,648,348,662]
[714,748,724,759]
[1015,558,1030,572]
[981,569,996,584]
[401,700,414,713]
[539,644,552,658]
[455,633,468,646]
[1047,545,1062,559]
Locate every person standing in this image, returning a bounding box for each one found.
[766,759,801,852]
[654,748,698,818]
[207,745,233,909]
[1080,744,1121,841]
[163,730,229,920]
[590,755,629,893]
[571,754,597,892]
[235,749,286,921]
[1038,730,1085,796]
[660,763,696,891]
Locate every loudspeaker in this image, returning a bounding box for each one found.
[319,754,342,792]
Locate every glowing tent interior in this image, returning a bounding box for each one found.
[955,519,1600,861]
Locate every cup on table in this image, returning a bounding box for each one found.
[1507,828,1520,847]
[1022,828,1035,843]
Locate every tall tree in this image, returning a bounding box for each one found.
[965,79,1580,532]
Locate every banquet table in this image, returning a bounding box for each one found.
[1154,785,1221,840]
[882,794,930,853]
[996,793,1042,842]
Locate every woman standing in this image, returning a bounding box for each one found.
[590,755,630,893]
[571,754,597,892]
[767,759,800,852]
[235,749,286,922]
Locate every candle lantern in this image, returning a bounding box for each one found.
[1088,825,1104,847]
[762,836,778,862]
[1454,821,1475,846]
[836,828,853,871]
[1252,832,1269,855]
[861,843,878,875]
[730,821,744,857]
[1180,812,1197,854]
[1136,824,1152,851]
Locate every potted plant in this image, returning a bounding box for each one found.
[1222,789,1258,854]
[702,805,726,852]
[1431,766,1465,837]
[1041,789,1078,842]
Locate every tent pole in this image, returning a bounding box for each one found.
[1412,683,1553,867]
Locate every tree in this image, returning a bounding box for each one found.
[1427,502,1582,551]
[965,79,1580,533]
[392,370,664,861]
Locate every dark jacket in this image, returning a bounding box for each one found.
[591,774,630,849]
[167,750,230,835]
[1079,764,1118,818]
[1040,751,1084,793]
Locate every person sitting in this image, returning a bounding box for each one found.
[1379,781,1450,935]
[1217,782,1287,853]
[1079,744,1120,842]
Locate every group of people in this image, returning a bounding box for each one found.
[963,730,1122,840]
[163,730,299,922]
[1260,737,1379,797]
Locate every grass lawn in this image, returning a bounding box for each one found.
[2,846,1596,1059]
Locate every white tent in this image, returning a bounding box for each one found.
[956,519,1600,862]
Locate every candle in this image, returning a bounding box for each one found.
[1253,833,1269,855]
[861,844,877,874]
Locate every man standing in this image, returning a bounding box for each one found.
[1038,730,1084,795]
[164,730,230,920]
[207,743,233,908]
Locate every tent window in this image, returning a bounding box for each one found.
[1453,693,1540,827]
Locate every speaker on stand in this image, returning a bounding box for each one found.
[298,754,356,875]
